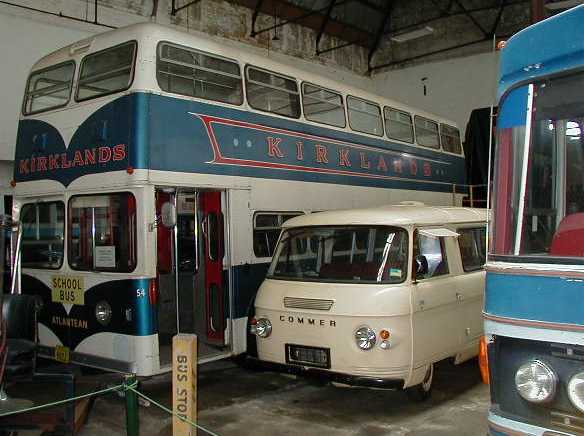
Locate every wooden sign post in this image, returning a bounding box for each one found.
[172,334,197,436]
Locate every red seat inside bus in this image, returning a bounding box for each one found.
[550,212,584,257]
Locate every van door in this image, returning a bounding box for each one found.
[411,229,460,366]
[454,227,487,353]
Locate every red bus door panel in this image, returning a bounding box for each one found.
[200,192,225,343]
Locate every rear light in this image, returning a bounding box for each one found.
[479,335,490,385]
[149,277,159,305]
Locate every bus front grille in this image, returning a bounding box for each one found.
[283,297,334,311]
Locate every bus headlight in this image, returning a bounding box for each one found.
[254,318,272,338]
[515,360,557,403]
[95,301,112,326]
[355,326,376,350]
[568,372,584,412]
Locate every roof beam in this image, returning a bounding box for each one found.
[370,32,514,71]
[317,0,528,56]
[367,1,393,72]
[315,0,338,54]
[490,0,508,36]
[451,0,489,37]
[229,0,374,47]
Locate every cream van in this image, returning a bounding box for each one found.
[250,203,487,400]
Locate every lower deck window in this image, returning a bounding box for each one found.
[68,193,137,272]
[21,201,64,269]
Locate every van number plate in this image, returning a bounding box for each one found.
[286,344,330,369]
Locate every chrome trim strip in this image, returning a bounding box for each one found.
[488,411,573,436]
[484,319,584,346]
[486,261,584,275]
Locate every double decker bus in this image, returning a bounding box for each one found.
[484,5,584,435]
[13,22,468,376]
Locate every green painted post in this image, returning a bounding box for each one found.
[125,374,139,436]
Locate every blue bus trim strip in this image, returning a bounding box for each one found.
[485,272,584,326]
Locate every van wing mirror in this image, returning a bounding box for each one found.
[415,255,429,277]
[160,201,177,228]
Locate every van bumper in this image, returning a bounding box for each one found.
[246,356,404,389]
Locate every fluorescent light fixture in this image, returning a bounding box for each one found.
[544,0,584,10]
[391,26,434,43]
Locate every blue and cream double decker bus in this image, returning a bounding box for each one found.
[13,22,468,376]
[484,5,584,435]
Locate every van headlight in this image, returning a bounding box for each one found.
[254,318,272,338]
[568,372,584,412]
[95,301,112,326]
[355,326,376,350]
[515,360,557,403]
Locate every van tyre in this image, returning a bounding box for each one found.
[406,363,433,402]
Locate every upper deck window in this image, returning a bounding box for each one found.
[157,43,243,105]
[21,201,64,269]
[347,96,383,136]
[384,107,414,143]
[76,41,136,101]
[68,193,137,272]
[415,116,440,149]
[23,62,75,115]
[440,124,462,154]
[246,66,300,118]
[268,226,408,284]
[492,73,584,260]
[302,83,345,128]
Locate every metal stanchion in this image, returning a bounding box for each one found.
[124,374,139,436]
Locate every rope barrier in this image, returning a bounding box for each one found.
[0,383,125,418]
[125,386,219,436]
[0,378,220,435]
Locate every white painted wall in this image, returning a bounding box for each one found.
[373,51,500,136]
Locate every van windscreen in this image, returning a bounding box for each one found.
[267,226,408,284]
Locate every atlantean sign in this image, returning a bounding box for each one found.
[18,144,127,176]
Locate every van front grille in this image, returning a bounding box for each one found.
[283,297,334,311]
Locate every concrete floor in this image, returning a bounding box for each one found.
[2,358,489,435]
[79,358,489,436]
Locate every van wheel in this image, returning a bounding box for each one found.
[406,363,434,402]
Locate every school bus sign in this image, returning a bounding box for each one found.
[51,275,85,305]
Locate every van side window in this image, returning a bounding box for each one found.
[414,232,449,279]
[458,227,486,271]
[253,212,303,258]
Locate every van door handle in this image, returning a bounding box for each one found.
[456,292,463,302]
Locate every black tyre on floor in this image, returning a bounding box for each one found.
[405,363,433,402]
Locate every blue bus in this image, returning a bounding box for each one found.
[484,5,584,435]
[13,23,468,376]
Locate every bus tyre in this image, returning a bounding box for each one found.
[406,363,433,402]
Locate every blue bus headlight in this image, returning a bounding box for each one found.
[568,372,584,412]
[95,301,112,326]
[515,360,557,403]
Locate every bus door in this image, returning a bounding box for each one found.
[199,191,226,345]
[155,189,226,365]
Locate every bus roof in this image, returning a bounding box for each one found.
[282,204,487,228]
[28,22,458,127]
[499,4,584,99]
